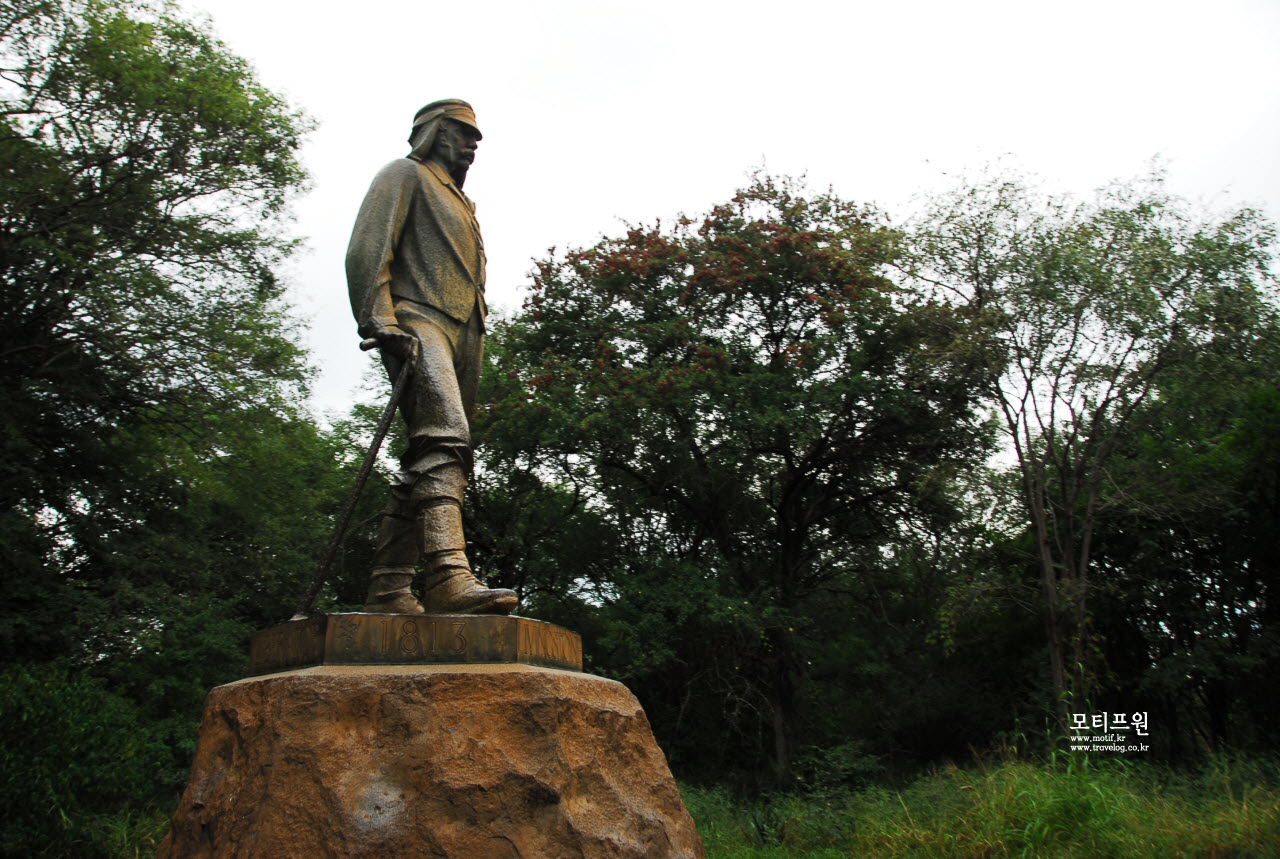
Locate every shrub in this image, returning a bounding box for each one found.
[0,664,167,857]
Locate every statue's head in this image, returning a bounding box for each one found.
[408,99,482,186]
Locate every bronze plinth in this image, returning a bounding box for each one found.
[247,613,583,676]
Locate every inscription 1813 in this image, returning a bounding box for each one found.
[246,614,583,676]
[340,617,470,659]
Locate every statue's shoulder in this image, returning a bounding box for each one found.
[371,157,424,186]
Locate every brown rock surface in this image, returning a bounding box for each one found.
[156,664,703,858]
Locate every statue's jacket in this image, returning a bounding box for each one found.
[347,157,486,338]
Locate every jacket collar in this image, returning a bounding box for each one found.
[422,159,475,213]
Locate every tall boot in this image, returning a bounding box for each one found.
[364,567,425,614]
[363,497,425,614]
[418,501,518,615]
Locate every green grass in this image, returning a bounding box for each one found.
[682,756,1280,858]
[62,755,1280,858]
[84,808,173,859]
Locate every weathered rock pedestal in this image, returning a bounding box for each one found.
[157,617,703,858]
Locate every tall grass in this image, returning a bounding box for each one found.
[682,755,1280,858]
[84,809,172,859]
[77,755,1280,857]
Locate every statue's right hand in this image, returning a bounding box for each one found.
[373,327,419,363]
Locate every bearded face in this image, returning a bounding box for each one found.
[428,119,481,186]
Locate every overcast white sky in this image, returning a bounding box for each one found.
[180,0,1280,417]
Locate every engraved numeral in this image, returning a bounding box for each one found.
[450,621,467,654]
[399,621,421,654]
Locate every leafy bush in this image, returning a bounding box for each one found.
[0,664,168,857]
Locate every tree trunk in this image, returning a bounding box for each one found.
[765,628,799,787]
[1026,471,1071,734]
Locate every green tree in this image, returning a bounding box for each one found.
[475,175,996,784]
[0,1,329,846]
[909,169,1278,733]
[0,0,312,661]
[1089,358,1280,758]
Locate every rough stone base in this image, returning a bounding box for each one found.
[156,665,703,858]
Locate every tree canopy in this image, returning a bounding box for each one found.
[472,170,1280,784]
[908,169,1280,732]
[1,0,314,661]
[474,175,998,783]
[0,4,333,850]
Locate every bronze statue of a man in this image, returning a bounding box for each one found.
[346,99,517,616]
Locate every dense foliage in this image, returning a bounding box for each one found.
[0,1,350,853]
[1,0,316,655]
[473,176,998,784]
[909,171,1280,732]
[471,171,1279,786]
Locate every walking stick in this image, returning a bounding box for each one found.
[290,338,413,621]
